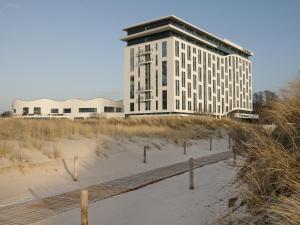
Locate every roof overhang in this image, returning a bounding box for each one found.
[122,15,254,56]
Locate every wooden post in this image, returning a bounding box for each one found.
[189,158,194,190]
[228,134,231,149]
[143,146,147,163]
[233,145,237,165]
[184,141,187,155]
[73,155,79,181]
[210,137,212,151]
[81,190,88,225]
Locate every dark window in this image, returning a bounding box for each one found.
[130,103,134,112]
[162,41,167,57]
[22,107,29,115]
[130,76,134,99]
[51,108,59,114]
[130,48,134,71]
[104,107,114,112]
[162,61,167,86]
[175,41,179,57]
[116,107,122,112]
[162,90,167,110]
[175,60,179,76]
[64,108,71,113]
[79,108,97,113]
[34,107,41,115]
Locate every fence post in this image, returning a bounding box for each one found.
[81,190,88,225]
[233,145,237,165]
[184,141,187,155]
[189,158,194,190]
[73,155,79,181]
[143,146,147,163]
[210,137,212,151]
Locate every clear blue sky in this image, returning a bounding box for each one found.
[0,0,299,112]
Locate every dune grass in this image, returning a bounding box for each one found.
[0,116,237,162]
[228,76,300,224]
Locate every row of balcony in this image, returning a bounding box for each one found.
[135,95,154,103]
[136,57,153,66]
[135,86,153,94]
[135,48,153,57]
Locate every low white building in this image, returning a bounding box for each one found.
[12,98,124,119]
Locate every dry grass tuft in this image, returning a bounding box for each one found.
[228,75,300,224]
[0,116,237,162]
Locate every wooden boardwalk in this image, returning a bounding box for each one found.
[0,151,233,225]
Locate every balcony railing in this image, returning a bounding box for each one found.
[136,57,153,66]
[136,86,153,94]
[136,48,153,57]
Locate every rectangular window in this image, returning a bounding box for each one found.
[176,99,180,110]
[182,91,186,110]
[156,70,158,97]
[156,100,158,110]
[103,107,114,113]
[181,53,185,68]
[198,67,202,82]
[79,108,97,113]
[182,72,186,88]
[51,108,59,114]
[162,41,167,57]
[130,103,134,112]
[198,50,202,64]
[187,64,191,79]
[193,93,197,111]
[198,85,202,100]
[175,41,179,57]
[116,107,122,112]
[130,76,134,99]
[193,57,196,71]
[188,82,191,98]
[187,45,191,61]
[188,101,191,110]
[175,60,179,76]
[176,80,180,96]
[193,75,196,90]
[63,108,71,113]
[22,107,29,115]
[34,107,41,115]
[130,48,134,72]
[162,90,167,110]
[162,61,167,86]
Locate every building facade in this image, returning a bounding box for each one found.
[12,98,124,119]
[122,15,254,117]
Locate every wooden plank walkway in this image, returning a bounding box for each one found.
[0,150,233,225]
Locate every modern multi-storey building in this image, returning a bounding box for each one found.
[122,15,254,117]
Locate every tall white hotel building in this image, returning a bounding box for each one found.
[122,15,254,117]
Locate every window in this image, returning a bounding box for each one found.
[175,60,179,76]
[187,64,191,79]
[193,75,197,90]
[130,76,134,99]
[79,108,97,113]
[208,53,211,67]
[162,90,167,110]
[63,108,71,113]
[198,50,202,64]
[187,45,191,61]
[193,93,197,111]
[156,70,158,96]
[188,82,191,98]
[155,55,158,66]
[181,53,185,68]
[156,100,158,110]
[116,107,122,112]
[162,61,167,86]
[104,107,114,113]
[175,41,179,57]
[198,67,202,82]
[176,99,180,110]
[130,103,134,112]
[162,41,167,57]
[182,91,186,110]
[182,72,186,88]
[181,43,185,49]
[34,107,41,115]
[130,48,134,72]
[51,108,59,114]
[198,85,202,100]
[188,101,191,110]
[22,107,29,115]
[193,57,196,71]
[175,80,180,96]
